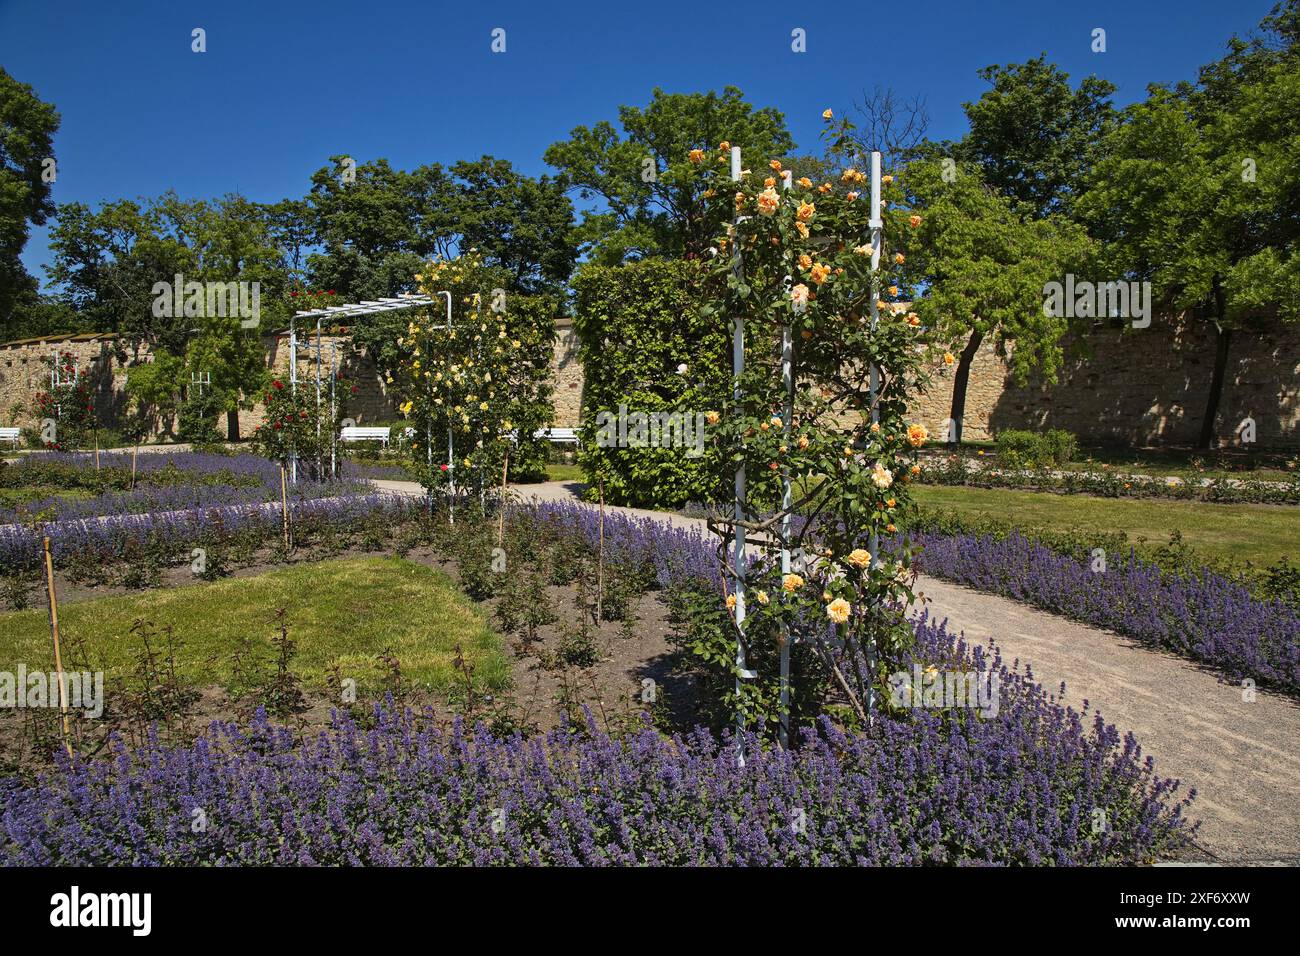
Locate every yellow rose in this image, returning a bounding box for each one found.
[848,548,872,569]
[782,573,805,592]
[826,598,852,625]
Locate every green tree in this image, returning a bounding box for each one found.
[49,193,285,438]
[0,68,60,335]
[1077,1,1299,448]
[304,156,451,301]
[544,87,794,263]
[904,158,1093,443]
[957,55,1116,220]
[304,155,574,300]
[452,156,576,294]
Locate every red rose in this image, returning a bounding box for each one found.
[440,464,448,471]
[273,380,284,390]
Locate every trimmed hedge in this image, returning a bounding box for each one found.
[571,259,727,508]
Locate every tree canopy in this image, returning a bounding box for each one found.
[545,87,794,263]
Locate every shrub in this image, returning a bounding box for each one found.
[176,388,226,445]
[571,259,728,509]
[995,428,1078,469]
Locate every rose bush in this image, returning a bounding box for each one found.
[690,113,942,732]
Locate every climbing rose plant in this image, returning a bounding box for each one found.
[33,351,96,450]
[694,111,939,733]
[396,253,554,500]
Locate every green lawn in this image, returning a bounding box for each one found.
[0,486,93,510]
[544,462,585,483]
[911,485,1299,566]
[0,556,509,697]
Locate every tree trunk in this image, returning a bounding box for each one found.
[226,409,240,442]
[948,328,984,444]
[1199,323,1232,450]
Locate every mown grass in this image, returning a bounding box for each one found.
[0,556,509,697]
[544,462,585,483]
[911,484,1299,567]
[0,486,93,509]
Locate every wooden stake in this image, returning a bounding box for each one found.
[42,536,73,759]
[130,438,139,490]
[596,474,605,623]
[94,428,100,472]
[280,465,291,549]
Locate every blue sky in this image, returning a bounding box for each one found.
[0,0,1276,288]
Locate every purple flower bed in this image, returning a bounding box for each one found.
[0,497,1198,865]
[0,492,418,571]
[10,449,284,481]
[516,499,722,589]
[913,530,1300,695]
[0,478,373,525]
[0,614,1194,866]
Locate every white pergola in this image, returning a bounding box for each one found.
[284,292,437,483]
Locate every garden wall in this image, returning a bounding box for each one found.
[4,312,1295,448]
[908,314,1299,449]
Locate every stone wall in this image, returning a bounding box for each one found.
[4,313,1295,449]
[551,318,583,427]
[0,334,134,433]
[909,314,1299,449]
[239,334,401,437]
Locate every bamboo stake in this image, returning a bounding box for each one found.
[42,536,73,759]
[596,474,605,623]
[94,428,100,472]
[130,437,139,490]
[280,465,291,549]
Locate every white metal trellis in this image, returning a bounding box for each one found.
[866,150,883,724]
[289,294,434,484]
[430,290,458,523]
[730,146,757,767]
[779,167,795,750]
[50,351,78,389]
[190,371,211,396]
[728,150,885,758]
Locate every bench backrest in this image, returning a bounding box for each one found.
[340,427,390,440]
[0,427,20,439]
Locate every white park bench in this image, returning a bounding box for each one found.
[339,426,391,447]
[0,427,21,448]
[534,427,579,445]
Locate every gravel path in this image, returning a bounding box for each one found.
[372,478,1300,863]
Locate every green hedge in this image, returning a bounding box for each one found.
[571,259,727,508]
[995,428,1078,469]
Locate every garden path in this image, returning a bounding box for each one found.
[371,477,1300,864]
